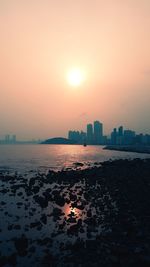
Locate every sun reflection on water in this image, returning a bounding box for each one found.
[63,203,81,219]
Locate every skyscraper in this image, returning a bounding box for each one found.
[87,124,93,144]
[118,126,123,136]
[68,131,80,142]
[12,135,16,144]
[94,121,103,144]
[80,131,86,144]
[124,130,135,145]
[111,128,117,145]
[117,126,124,145]
[5,135,10,144]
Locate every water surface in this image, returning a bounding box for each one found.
[0,144,150,173]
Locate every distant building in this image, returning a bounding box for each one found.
[5,135,10,144]
[118,126,123,136]
[117,126,124,145]
[145,134,150,145]
[103,135,108,144]
[80,131,86,144]
[124,130,135,145]
[93,121,103,144]
[111,128,117,145]
[68,131,80,143]
[87,124,93,144]
[12,135,16,144]
[68,122,150,147]
[134,134,150,145]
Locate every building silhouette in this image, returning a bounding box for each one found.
[68,121,150,146]
[68,130,86,144]
[5,135,10,144]
[111,128,117,145]
[118,126,123,136]
[117,126,124,145]
[12,135,16,144]
[124,130,135,145]
[4,134,17,144]
[87,124,93,144]
[80,131,86,144]
[68,131,80,142]
[94,121,103,144]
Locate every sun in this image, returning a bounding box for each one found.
[67,68,85,87]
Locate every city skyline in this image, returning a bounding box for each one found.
[68,120,150,146]
[1,118,150,144]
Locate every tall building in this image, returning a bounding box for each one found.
[111,128,117,145]
[5,135,10,144]
[68,131,80,143]
[118,126,123,136]
[124,130,135,145]
[80,131,86,144]
[117,126,124,145]
[87,124,93,144]
[12,135,16,144]
[94,121,103,144]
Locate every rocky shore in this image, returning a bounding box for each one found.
[0,158,150,266]
[104,145,150,154]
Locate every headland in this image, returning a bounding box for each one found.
[104,145,150,154]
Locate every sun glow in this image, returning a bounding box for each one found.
[67,68,85,87]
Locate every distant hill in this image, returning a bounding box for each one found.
[41,137,77,144]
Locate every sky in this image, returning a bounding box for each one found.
[0,0,150,140]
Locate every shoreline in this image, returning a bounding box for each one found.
[104,145,150,154]
[1,158,150,266]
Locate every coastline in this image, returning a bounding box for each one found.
[104,145,150,154]
[1,158,150,266]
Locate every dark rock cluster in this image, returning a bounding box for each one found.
[0,158,150,266]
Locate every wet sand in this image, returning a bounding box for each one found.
[0,158,150,266]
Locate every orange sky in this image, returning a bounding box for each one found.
[0,0,150,140]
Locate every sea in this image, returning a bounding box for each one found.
[0,144,150,174]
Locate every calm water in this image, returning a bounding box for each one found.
[0,144,150,174]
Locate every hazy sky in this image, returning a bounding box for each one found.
[0,0,150,140]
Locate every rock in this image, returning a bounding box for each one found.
[40,214,47,224]
[65,198,70,204]
[69,193,77,201]
[29,177,36,187]
[14,224,21,230]
[87,209,92,217]
[30,221,42,229]
[0,201,6,205]
[17,191,23,196]
[37,237,52,246]
[67,224,80,235]
[74,162,84,167]
[54,195,65,207]
[28,246,36,253]
[76,204,84,210]
[42,253,55,266]
[32,186,40,194]
[0,253,17,267]
[67,217,77,223]
[8,224,13,231]
[14,235,28,257]
[52,207,64,216]
[109,255,119,263]
[33,195,48,208]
